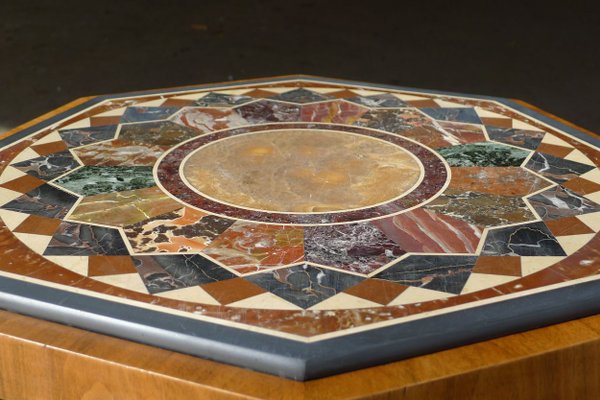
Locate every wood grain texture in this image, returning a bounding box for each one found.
[0,97,600,399]
[1,309,600,399]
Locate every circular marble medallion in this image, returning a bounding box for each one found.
[156,123,450,224]
[181,129,423,213]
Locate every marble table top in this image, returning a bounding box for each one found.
[0,76,599,380]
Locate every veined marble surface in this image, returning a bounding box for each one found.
[182,129,422,213]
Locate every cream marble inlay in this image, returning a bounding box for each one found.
[182,129,422,213]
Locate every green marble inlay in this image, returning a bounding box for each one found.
[55,166,156,196]
[438,142,529,167]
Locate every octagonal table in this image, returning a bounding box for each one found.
[0,76,599,399]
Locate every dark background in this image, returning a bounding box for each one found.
[1,1,599,133]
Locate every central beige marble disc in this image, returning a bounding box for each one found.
[182,129,423,213]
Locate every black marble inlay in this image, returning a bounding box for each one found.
[270,88,333,104]
[1,184,77,218]
[133,254,235,294]
[193,92,253,107]
[58,125,118,148]
[121,106,180,123]
[353,109,430,133]
[234,99,300,123]
[525,152,595,183]
[374,255,478,294]
[44,221,129,256]
[420,107,481,124]
[482,221,567,256]
[529,185,600,220]
[245,264,363,309]
[486,126,545,150]
[12,151,80,180]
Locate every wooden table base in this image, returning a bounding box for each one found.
[1,308,600,399]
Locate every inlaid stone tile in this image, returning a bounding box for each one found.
[245,264,363,309]
[374,255,478,294]
[529,185,600,220]
[69,186,181,226]
[44,221,129,256]
[124,209,233,253]
[59,125,118,148]
[449,167,551,196]
[420,107,481,124]
[13,214,62,236]
[193,92,253,107]
[204,222,303,273]
[438,142,529,167]
[133,254,236,294]
[526,152,595,183]
[55,166,155,196]
[270,88,333,104]
[1,184,77,219]
[121,106,180,123]
[347,93,407,108]
[304,223,405,274]
[485,126,545,150]
[12,151,80,180]
[482,221,566,256]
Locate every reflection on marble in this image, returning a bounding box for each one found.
[183,129,422,213]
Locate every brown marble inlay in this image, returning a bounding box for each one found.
[182,129,422,213]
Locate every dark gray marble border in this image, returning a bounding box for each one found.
[1,273,600,380]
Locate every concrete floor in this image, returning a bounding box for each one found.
[1,1,599,133]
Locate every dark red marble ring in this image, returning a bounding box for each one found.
[156,123,449,224]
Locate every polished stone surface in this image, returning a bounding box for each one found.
[182,129,422,213]
[1,76,599,379]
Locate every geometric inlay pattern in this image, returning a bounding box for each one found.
[0,76,599,379]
